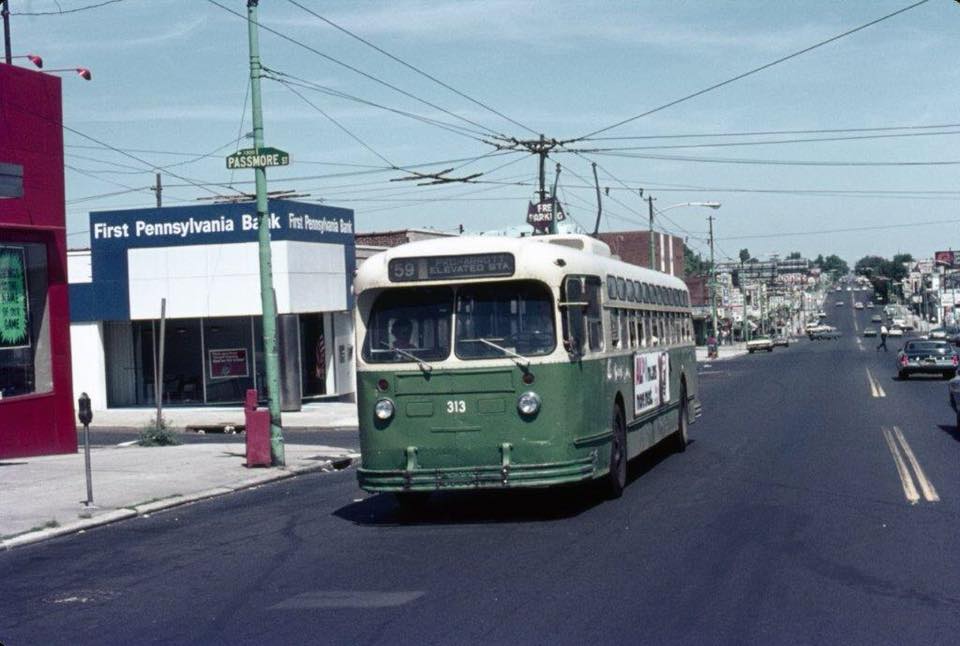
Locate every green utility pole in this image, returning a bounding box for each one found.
[647,196,656,270]
[247,0,284,466]
[708,215,718,339]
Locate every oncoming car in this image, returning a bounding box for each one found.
[746,337,774,353]
[897,340,959,380]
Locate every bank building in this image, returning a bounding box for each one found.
[68,200,356,412]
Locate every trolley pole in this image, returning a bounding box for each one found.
[247,0,284,466]
[708,215,718,339]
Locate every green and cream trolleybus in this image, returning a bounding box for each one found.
[354,233,701,501]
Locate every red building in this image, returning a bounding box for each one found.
[596,230,684,277]
[0,64,76,458]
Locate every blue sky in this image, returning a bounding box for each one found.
[10,0,960,265]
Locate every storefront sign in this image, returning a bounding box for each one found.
[208,348,249,379]
[388,253,515,282]
[935,250,957,268]
[526,198,566,231]
[0,246,29,348]
[634,350,670,416]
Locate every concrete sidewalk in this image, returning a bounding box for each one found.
[1,442,359,551]
[89,401,359,430]
[696,343,749,362]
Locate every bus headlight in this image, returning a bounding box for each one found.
[517,391,541,416]
[374,398,395,421]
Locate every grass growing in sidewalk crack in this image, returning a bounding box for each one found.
[138,416,180,446]
[2,519,59,541]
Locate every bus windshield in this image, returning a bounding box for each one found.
[455,281,556,359]
[362,287,452,363]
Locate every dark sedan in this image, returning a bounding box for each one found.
[897,340,959,379]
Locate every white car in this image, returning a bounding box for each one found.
[747,337,774,353]
[835,301,844,307]
[888,326,904,337]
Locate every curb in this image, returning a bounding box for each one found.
[1,455,356,552]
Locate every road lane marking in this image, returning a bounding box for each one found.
[866,368,886,397]
[856,337,864,352]
[882,427,920,504]
[892,426,939,502]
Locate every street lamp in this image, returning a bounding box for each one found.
[648,200,721,270]
[11,53,42,68]
[45,67,92,80]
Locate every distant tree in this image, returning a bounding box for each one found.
[683,245,711,276]
[813,254,825,268]
[787,251,802,260]
[822,254,849,276]
[855,255,887,277]
[739,248,751,264]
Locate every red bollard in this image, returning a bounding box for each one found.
[244,389,271,467]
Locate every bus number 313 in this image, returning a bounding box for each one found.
[446,400,466,414]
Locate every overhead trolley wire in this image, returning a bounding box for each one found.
[206,0,508,140]
[285,0,539,137]
[575,0,931,141]
[720,218,960,241]
[580,121,960,142]
[13,0,128,15]
[264,71,493,142]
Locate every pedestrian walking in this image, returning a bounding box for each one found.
[877,324,888,352]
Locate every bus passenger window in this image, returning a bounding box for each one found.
[629,311,637,347]
[585,277,604,352]
[610,309,620,348]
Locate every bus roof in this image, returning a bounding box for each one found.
[354,233,688,293]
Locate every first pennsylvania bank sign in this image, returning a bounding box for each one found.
[71,199,356,321]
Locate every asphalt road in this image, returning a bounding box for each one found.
[3,290,959,645]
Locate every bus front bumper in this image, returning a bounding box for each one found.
[357,454,598,492]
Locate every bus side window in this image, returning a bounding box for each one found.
[610,308,620,348]
[561,276,586,355]
[629,311,637,348]
[585,277,604,352]
[638,312,645,347]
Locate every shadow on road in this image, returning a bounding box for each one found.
[937,424,960,442]
[333,438,685,526]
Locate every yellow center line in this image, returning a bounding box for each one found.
[893,426,939,502]
[882,426,920,504]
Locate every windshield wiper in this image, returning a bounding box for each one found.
[393,347,433,373]
[468,338,530,368]
[379,342,433,373]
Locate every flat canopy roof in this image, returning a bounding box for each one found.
[0,162,23,199]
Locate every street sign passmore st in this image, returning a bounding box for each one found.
[226,147,290,169]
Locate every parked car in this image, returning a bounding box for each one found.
[773,335,790,347]
[863,328,877,337]
[928,328,948,340]
[897,340,959,379]
[747,337,774,353]
[948,374,960,428]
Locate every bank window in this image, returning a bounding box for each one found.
[0,243,52,398]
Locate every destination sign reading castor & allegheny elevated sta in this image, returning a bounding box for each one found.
[389,253,515,282]
[225,147,290,169]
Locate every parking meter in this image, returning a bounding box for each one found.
[78,392,93,426]
[78,392,94,508]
